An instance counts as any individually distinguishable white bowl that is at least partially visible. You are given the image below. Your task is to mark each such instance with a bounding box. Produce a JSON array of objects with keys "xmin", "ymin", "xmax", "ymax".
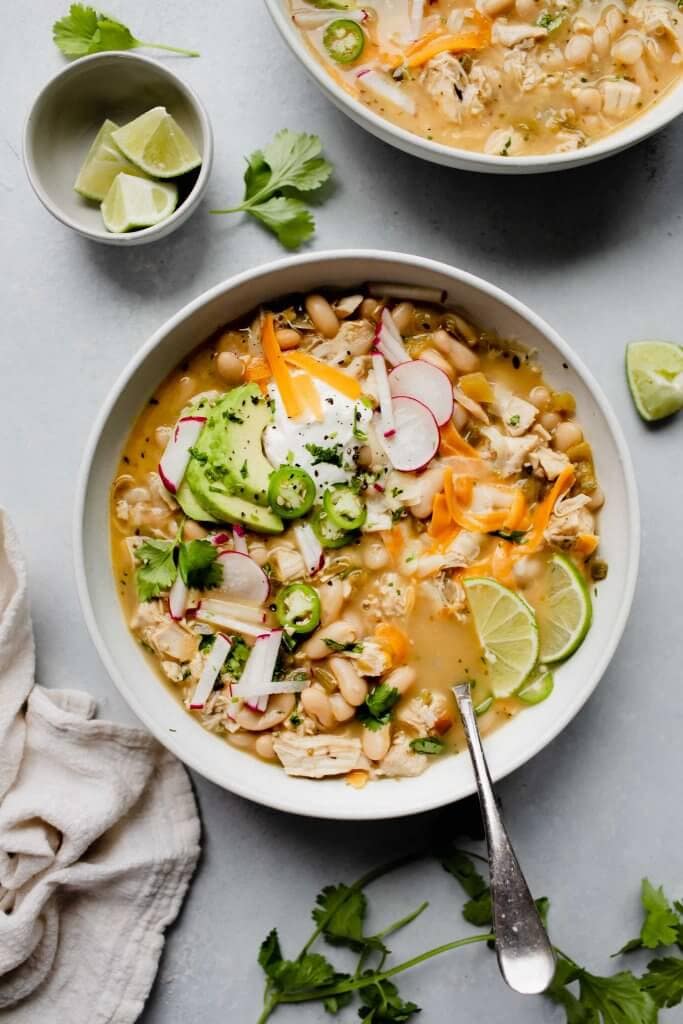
[
  {"xmin": 23, "ymin": 52, "xmax": 213, "ymax": 245},
  {"xmin": 74, "ymin": 251, "xmax": 639, "ymax": 819},
  {"xmin": 265, "ymin": 0, "xmax": 683, "ymax": 174}
]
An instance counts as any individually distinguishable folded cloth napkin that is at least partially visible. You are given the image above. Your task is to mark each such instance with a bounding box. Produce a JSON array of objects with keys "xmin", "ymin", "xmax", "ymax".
[{"xmin": 0, "ymin": 509, "xmax": 201, "ymax": 1022}]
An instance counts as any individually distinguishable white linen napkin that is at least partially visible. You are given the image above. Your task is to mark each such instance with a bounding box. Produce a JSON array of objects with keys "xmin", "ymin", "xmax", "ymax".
[{"xmin": 0, "ymin": 509, "xmax": 201, "ymax": 1021}]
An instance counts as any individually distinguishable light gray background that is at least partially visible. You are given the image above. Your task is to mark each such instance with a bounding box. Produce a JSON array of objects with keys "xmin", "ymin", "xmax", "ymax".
[{"xmin": 2, "ymin": 3, "xmax": 682, "ymax": 1022}]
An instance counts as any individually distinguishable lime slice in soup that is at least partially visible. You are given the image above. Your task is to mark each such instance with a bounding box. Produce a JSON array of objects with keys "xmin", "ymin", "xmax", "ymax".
[
  {"xmin": 74, "ymin": 119, "xmax": 150, "ymax": 202},
  {"xmin": 464, "ymin": 577, "xmax": 539, "ymax": 698},
  {"xmin": 112, "ymin": 107, "xmax": 202, "ymax": 179},
  {"xmin": 535, "ymin": 554, "xmax": 592, "ymax": 664},
  {"xmin": 626, "ymin": 341, "xmax": 683, "ymax": 422},
  {"xmin": 101, "ymin": 174, "xmax": 177, "ymax": 233}
]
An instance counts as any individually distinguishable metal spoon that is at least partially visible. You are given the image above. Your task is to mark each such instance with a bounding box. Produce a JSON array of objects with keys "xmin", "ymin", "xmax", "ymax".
[{"xmin": 452, "ymin": 683, "xmax": 556, "ymax": 995}]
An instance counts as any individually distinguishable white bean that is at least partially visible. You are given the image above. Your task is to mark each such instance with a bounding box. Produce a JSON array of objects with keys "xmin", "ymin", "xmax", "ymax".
[
  {"xmin": 183, "ymin": 520, "xmax": 208, "ymax": 540},
  {"xmin": 305, "ymin": 294, "xmax": 339, "ymax": 338},
  {"xmin": 587, "ymin": 486, "xmax": 605, "ymax": 511},
  {"xmin": 593, "ymin": 25, "xmax": 611, "ymax": 56},
  {"xmin": 516, "ymin": 0, "xmax": 538, "ymax": 19},
  {"xmin": 319, "ymin": 577, "xmax": 346, "ymax": 625},
  {"xmin": 576, "ymin": 88, "xmax": 603, "ymax": 114},
  {"xmin": 275, "ymin": 328, "xmax": 302, "ymax": 350},
  {"xmin": 553, "ymin": 421, "xmax": 583, "ymax": 452},
  {"xmin": 235, "ymin": 693, "xmax": 295, "ymax": 731},
  {"xmin": 612, "ymin": 34, "xmax": 643, "ymax": 64},
  {"xmin": 480, "ymin": 0, "xmax": 514, "ymax": 16},
  {"xmin": 605, "ymin": 6, "xmax": 624, "ymax": 37},
  {"xmin": 255, "ymin": 734, "xmax": 276, "ymax": 760},
  {"xmin": 329, "ymin": 657, "xmax": 368, "ymax": 707},
  {"xmin": 565, "ymin": 34, "xmax": 593, "ymax": 65},
  {"xmin": 419, "ymin": 348, "xmax": 455, "ymax": 381},
  {"xmin": 330, "ymin": 693, "xmax": 356, "ymax": 722},
  {"xmin": 300, "ymin": 686, "xmax": 336, "ymax": 729},
  {"xmin": 432, "ymin": 330, "xmax": 480, "ymax": 373},
  {"xmin": 384, "ymin": 666, "xmax": 416, "ymax": 696},
  {"xmin": 529, "ymin": 385, "xmax": 551, "ymax": 410},
  {"xmin": 390, "ymin": 302, "xmax": 415, "ymax": 335},
  {"xmin": 410, "ymin": 465, "xmax": 446, "ymax": 519},
  {"xmin": 452, "ymin": 403, "xmax": 469, "ymax": 431},
  {"xmin": 364, "ymin": 542, "xmax": 390, "ymax": 570},
  {"xmin": 539, "ymin": 411, "xmax": 561, "ymax": 432},
  {"xmin": 216, "ymin": 351, "xmax": 245, "ymax": 384},
  {"xmin": 360, "ymin": 297, "xmax": 381, "ymax": 321},
  {"xmin": 300, "ymin": 621, "xmax": 357, "ymax": 660},
  {"xmin": 513, "ymin": 555, "xmax": 544, "ymax": 587},
  {"xmin": 362, "ymin": 724, "xmax": 392, "ymax": 762}
]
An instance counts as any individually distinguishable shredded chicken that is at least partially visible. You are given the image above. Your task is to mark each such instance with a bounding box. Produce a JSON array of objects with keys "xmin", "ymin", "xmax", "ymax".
[
  {"xmin": 414, "ymin": 531, "xmax": 482, "ymax": 578},
  {"xmin": 481, "ymin": 426, "xmax": 540, "ymax": 477},
  {"xmin": 502, "ymin": 395, "xmax": 538, "ymax": 437},
  {"xmin": 271, "ymin": 545, "xmax": 307, "ymax": 583},
  {"xmin": 421, "ymin": 53, "xmax": 470, "ymax": 122},
  {"xmin": 349, "ymin": 640, "xmax": 392, "ymax": 677},
  {"xmin": 529, "ymin": 446, "xmax": 571, "ymax": 481},
  {"xmin": 131, "ymin": 602, "xmax": 198, "ymax": 662},
  {"xmin": 273, "ymin": 734, "xmax": 363, "ymax": 778},
  {"xmin": 545, "ymin": 493, "xmax": 594, "ymax": 547},
  {"xmin": 492, "ymin": 21, "xmax": 548, "ymax": 47},
  {"xmin": 376, "ymin": 735, "xmax": 428, "ymax": 778},
  {"xmin": 397, "ymin": 692, "xmax": 451, "ymax": 733},
  {"xmin": 600, "ymin": 79, "xmax": 641, "ymax": 117}
]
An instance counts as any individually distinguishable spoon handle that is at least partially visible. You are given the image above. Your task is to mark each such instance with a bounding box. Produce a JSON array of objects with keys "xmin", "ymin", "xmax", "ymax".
[{"xmin": 453, "ymin": 683, "xmax": 556, "ymax": 995}]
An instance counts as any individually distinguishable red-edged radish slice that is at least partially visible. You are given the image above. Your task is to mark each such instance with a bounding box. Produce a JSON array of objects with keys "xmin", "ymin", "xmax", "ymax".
[
  {"xmin": 195, "ymin": 606, "xmax": 269, "ymax": 638},
  {"xmin": 378, "ymin": 396, "xmax": 439, "ymax": 472},
  {"xmin": 232, "ymin": 524, "xmax": 248, "ymax": 555},
  {"xmin": 245, "ymin": 694, "xmax": 270, "ymax": 713},
  {"xmin": 197, "ymin": 597, "xmax": 266, "ymax": 625},
  {"xmin": 372, "ymin": 353, "xmax": 396, "ymax": 437},
  {"xmin": 410, "ymin": 0, "xmax": 424, "ymax": 38},
  {"xmin": 233, "ymin": 630, "xmax": 284, "ymax": 700},
  {"xmin": 168, "ymin": 575, "xmax": 189, "ymax": 621},
  {"xmin": 356, "ymin": 69, "xmax": 416, "ymax": 115},
  {"xmin": 189, "ymin": 633, "xmax": 231, "ymax": 709},
  {"xmin": 158, "ymin": 416, "xmax": 206, "ymax": 495},
  {"xmin": 210, "ymin": 532, "xmax": 231, "ymax": 546},
  {"xmin": 294, "ymin": 523, "xmax": 324, "ymax": 576},
  {"xmin": 373, "ymin": 310, "xmax": 410, "ymax": 367},
  {"xmin": 389, "ymin": 360, "xmax": 454, "ymax": 427},
  {"xmin": 368, "ymin": 283, "xmax": 447, "ymax": 304},
  {"xmin": 217, "ymin": 551, "xmax": 270, "ymax": 603}
]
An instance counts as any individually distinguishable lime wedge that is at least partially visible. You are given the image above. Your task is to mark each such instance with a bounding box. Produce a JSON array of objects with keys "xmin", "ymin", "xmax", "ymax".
[
  {"xmin": 535, "ymin": 554, "xmax": 592, "ymax": 664},
  {"xmin": 464, "ymin": 577, "xmax": 539, "ymax": 698},
  {"xmin": 626, "ymin": 341, "xmax": 683, "ymax": 422},
  {"xmin": 101, "ymin": 173, "xmax": 178, "ymax": 233},
  {"xmin": 518, "ymin": 669, "xmax": 554, "ymax": 705},
  {"xmin": 74, "ymin": 119, "xmax": 151, "ymax": 202},
  {"xmin": 111, "ymin": 107, "xmax": 202, "ymax": 179}
]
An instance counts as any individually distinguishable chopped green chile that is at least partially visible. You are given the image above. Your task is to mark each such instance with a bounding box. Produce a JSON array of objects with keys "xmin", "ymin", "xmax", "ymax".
[
  {"xmin": 590, "ymin": 559, "xmax": 609, "ymax": 581},
  {"xmin": 474, "ymin": 696, "xmax": 494, "ymax": 717},
  {"xmin": 276, "ymin": 583, "xmax": 321, "ymax": 634},
  {"xmin": 517, "ymin": 670, "xmax": 554, "ymax": 706},
  {"xmin": 311, "ymin": 508, "xmax": 352, "ymax": 549},
  {"xmin": 323, "ymin": 19, "xmax": 365, "ymax": 63},
  {"xmin": 268, "ymin": 466, "xmax": 316, "ymax": 519},
  {"xmin": 323, "ymin": 484, "xmax": 367, "ymax": 531}
]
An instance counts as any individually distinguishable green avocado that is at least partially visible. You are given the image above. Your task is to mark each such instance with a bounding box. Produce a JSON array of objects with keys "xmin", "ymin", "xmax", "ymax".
[
  {"xmin": 176, "ymin": 481, "xmax": 217, "ymax": 523},
  {"xmin": 184, "ymin": 384, "xmax": 283, "ymax": 534}
]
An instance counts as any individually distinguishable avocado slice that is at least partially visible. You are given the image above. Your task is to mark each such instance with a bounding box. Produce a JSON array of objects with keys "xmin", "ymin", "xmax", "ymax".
[
  {"xmin": 176, "ymin": 481, "xmax": 218, "ymax": 523},
  {"xmin": 184, "ymin": 384, "xmax": 283, "ymax": 535}
]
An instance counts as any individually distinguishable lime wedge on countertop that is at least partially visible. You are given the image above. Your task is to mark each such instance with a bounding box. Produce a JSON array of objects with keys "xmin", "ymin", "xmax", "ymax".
[
  {"xmin": 626, "ymin": 341, "xmax": 683, "ymax": 422},
  {"xmin": 73, "ymin": 119, "xmax": 150, "ymax": 202},
  {"xmin": 101, "ymin": 173, "xmax": 177, "ymax": 233},
  {"xmin": 111, "ymin": 107, "xmax": 202, "ymax": 179},
  {"xmin": 535, "ymin": 554, "xmax": 592, "ymax": 664},
  {"xmin": 464, "ymin": 577, "xmax": 539, "ymax": 698}
]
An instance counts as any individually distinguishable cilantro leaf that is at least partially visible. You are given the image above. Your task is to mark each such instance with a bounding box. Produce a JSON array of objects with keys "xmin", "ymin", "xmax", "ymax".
[
  {"xmin": 134, "ymin": 539, "xmax": 177, "ymax": 601},
  {"xmin": 309, "ymin": 0, "xmax": 355, "ymax": 8},
  {"xmin": 305, "ymin": 442, "xmax": 344, "ymax": 467},
  {"xmin": 640, "ymin": 956, "xmax": 683, "ymax": 1008},
  {"xmin": 536, "ymin": 9, "xmax": 565, "ymax": 31},
  {"xmin": 409, "ymin": 737, "xmax": 445, "ymax": 755},
  {"xmin": 357, "ymin": 976, "xmax": 420, "ymax": 1022},
  {"xmin": 358, "ymin": 684, "xmax": 400, "ymax": 731},
  {"xmin": 579, "ymin": 970, "xmax": 658, "ymax": 1024},
  {"xmin": 440, "ymin": 849, "xmax": 489, "ymax": 900},
  {"xmin": 617, "ymin": 879, "xmax": 680, "ymax": 954},
  {"xmin": 212, "ymin": 130, "xmax": 333, "ymax": 250},
  {"xmin": 489, "ymin": 529, "xmax": 527, "ymax": 543},
  {"xmin": 53, "ymin": 4, "xmax": 199, "ymax": 58},
  {"xmin": 269, "ymin": 952, "xmax": 337, "ymax": 994},
  {"xmin": 249, "ymin": 196, "xmax": 315, "ymax": 250},
  {"xmin": 223, "ymin": 635, "xmax": 250, "ymax": 680},
  {"xmin": 177, "ymin": 539, "xmax": 221, "ymax": 590},
  {"xmin": 547, "ymin": 957, "xmax": 598, "ymax": 1024},
  {"xmin": 258, "ymin": 929, "xmax": 283, "ymax": 976},
  {"xmin": 312, "ymin": 884, "xmax": 386, "ymax": 954},
  {"xmin": 324, "ymin": 990, "xmax": 354, "ymax": 1014},
  {"xmin": 324, "ymin": 639, "xmax": 364, "ymax": 654}
]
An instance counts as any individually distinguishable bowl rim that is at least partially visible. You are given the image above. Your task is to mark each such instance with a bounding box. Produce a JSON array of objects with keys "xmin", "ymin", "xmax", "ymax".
[
  {"xmin": 264, "ymin": 0, "xmax": 683, "ymax": 172},
  {"xmin": 22, "ymin": 50, "xmax": 214, "ymax": 245},
  {"xmin": 73, "ymin": 249, "xmax": 640, "ymax": 818}
]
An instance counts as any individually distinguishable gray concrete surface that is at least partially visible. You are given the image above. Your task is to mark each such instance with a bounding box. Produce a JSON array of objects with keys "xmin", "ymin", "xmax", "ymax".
[{"xmin": 2, "ymin": 2, "xmax": 682, "ymax": 1021}]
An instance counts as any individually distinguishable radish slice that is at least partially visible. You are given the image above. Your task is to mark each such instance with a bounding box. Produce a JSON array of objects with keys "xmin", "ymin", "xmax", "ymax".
[
  {"xmin": 389, "ymin": 361, "xmax": 454, "ymax": 427},
  {"xmin": 232, "ymin": 524, "xmax": 248, "ymax": 555},
  {"xmin": 246, "ymin": 694, "xmax": 270, "ymax": 713},
  {"xmin": 374, "ymin": 310, "xmax": 410, "ymax": 367},
  {"xmin": 294, "ymin": 523, "xmax": 324, "ymax": 576},
  {"xmin": 210, "ymin": 532, "xmax": 231, "ymax": 546},
  {"xmin": 217, "ymin": 551, "xmax": 270, "ymax": 603},
  {"xmin": 378, "ymin": 396, "xmax": 440, "ymax": 472},
  {"xmin": 189, "ymin": 634, "xmax": 231, "ymax": 710},
  {"xmin": 233, "ymin": 630, "xmax": 284, "ymax": 700},
  {"xmin": 168, "ymin": 575, "xmax": 189, "ymax": 621},
  {"xmin": 195, "ymin": 606, "xmax": 269, "ymax": 638},
  {"xmin": 158, "ymin": 416, "xmax": 206, "ymax": 495},
  {"xmin": 197, "ymin": 597, "xmax": 266, "ymax": 625},
  {"xmin": 410, "ymin": 0, "xmax": 424, "ymax": 38},
  {"xmin": 372, "ymin": 353, "xmax": 396, "ymax": 437},
  {"xmin": 356, "ymin": 69, "xmax": 416, "ymax": 115},
  {"xmin": 368, "ymin": 283, "xmax": 448, "ymax": 304},
  {"xmin": 293, "ymin": 8, "xmax": 368, "ymax": 27}
]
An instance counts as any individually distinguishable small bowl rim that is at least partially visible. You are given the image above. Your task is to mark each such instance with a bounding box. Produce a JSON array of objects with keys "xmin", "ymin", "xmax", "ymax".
[
  {"xmin": 73, "ymin": 249, "xmax": 640, "ymax": 819},
  {"xmin": 22, "ymin": 50, "xmax": 214, "ymax": 245},
  {"xmin": 265, "ymin": 0, "xmax": 683, "ymax": 172}
]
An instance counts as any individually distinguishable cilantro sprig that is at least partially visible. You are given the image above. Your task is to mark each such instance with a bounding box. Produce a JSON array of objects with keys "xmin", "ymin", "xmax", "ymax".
[
  {"xmin": 134, "ymin": 534, "xmax": 220, "ymax": 601},
  {"xmin": 358, "ymin": 683, "xmax": 401, "ymax": 731},
  {"xmin": 53, "ymin": 4, "xmax": 199, "ymax": 58},
  {"xmin": 212, "ymin": 130, "xmax": 333, "ymax": 250}
]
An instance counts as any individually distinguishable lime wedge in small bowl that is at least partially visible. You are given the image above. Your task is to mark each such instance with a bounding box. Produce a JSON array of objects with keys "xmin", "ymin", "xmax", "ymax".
[
  {"xmin": 112, "ymin": 107, "xmax": 202, "ymax": 179},
  {"xmin": 74, "ymin": 118, "xmax": 149, "ymax": 202},
  {"xmin": 626, "ymin": 341, "xmax": 683, "ymax": 422},
  {"xmin": 464, "ymin": 577, "xmax": 539, "ymax": 698},
  {"xmin": 535, "ymin": 554, "xmax": 592, "ymax": 664},
  {"xmin": 101, "ymin": 174, "xmax": 178, "ymax": 233}
]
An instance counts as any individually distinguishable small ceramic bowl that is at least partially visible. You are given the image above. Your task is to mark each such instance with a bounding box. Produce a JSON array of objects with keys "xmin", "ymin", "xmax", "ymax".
[
  {"xmin": 23, "ymin": 52, "xmax": 213, "ymax": 245},
  {"xmin": 75, "ymin": 250, "xmax": 640, "ymax": 820}
]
